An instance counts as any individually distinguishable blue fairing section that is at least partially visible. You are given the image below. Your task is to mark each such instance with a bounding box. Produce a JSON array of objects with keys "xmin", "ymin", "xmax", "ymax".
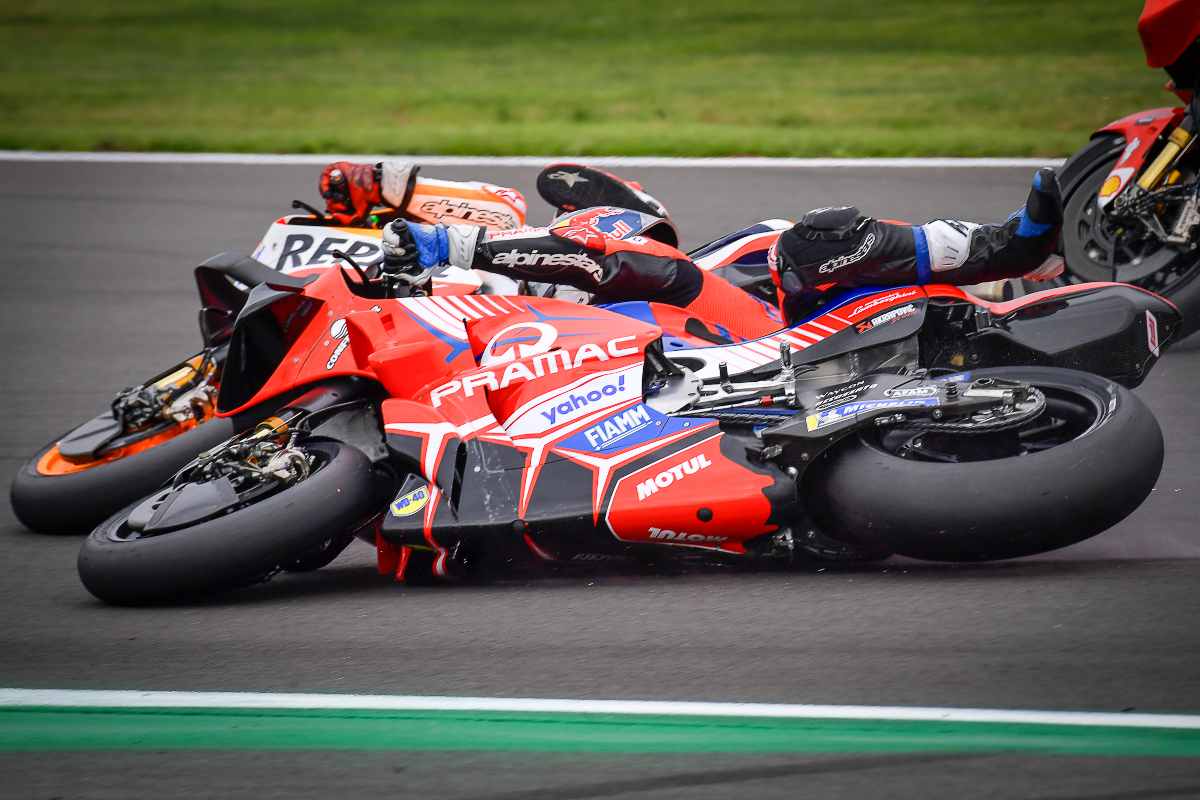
[
  {"xmin": 688, "ymin": 222, "xmax": 779, "ymax": 260},
  {"xmin": 795, "ymin": 286, "xmax": 896, "ymax": 323},
  {"xmin": 601, "ymin": 300, "xmax": 739, "ymax": 350},
  {"xmin": 602, "ymin": 300, "xmax": 659, "ymax": 327},
  {"xmin": 558, "ymin": 403, "xmax": 700, "ymax": 453}
]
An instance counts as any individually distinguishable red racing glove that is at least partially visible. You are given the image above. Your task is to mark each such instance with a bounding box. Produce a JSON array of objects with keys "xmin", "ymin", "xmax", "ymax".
[{"xmin": 319, "ymin": 161, "xmax": 383, "ymax": 225}]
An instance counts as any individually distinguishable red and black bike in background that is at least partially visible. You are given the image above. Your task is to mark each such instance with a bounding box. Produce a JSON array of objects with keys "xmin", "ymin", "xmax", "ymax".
[{"xmin": 1052, "ymin": 0, "xmax": 1200, "ymax": 338}]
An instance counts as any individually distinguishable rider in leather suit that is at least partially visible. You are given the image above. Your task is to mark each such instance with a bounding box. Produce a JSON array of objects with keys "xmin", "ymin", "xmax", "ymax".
[{"xmin": 319, "ymin": 160, "xmax": 1063, "ymax": 338}]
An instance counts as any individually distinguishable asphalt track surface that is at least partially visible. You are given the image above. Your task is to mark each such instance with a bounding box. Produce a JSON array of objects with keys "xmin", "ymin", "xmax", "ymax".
[{"xmin": 1, "ymin": 162, "xmax": 1199, "ymax": 797}]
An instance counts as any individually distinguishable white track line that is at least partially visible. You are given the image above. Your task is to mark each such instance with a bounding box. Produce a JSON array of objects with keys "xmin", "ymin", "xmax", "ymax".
[
  {"xmin": 0, "ymin": 151, "xmax": 1063, "ymax": 169},
  {"xmin": 1, "ymin": 689, "xmax": 1196, "ymax": 730}
]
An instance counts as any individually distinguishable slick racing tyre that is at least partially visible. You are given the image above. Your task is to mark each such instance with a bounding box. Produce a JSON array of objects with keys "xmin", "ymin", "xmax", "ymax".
[
  {"xmin": 806, "ymin": 367, "xmax": 1163, "ymax": 561},
  {"xmin": 78, "ymin": 439, "xmax": 376, "ymax": 605},
  {"xmin": 11, "ymin": 418, "xmax": 237, "ymax": 534}
]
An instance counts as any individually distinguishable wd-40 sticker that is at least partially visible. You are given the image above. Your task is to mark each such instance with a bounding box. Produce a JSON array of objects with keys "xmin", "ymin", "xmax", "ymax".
[
  {"xmin": 390, "ymin": 485, "xmax": 430, "ymax": 517},
  {"xmin": 805, "ymin": 397, "xmax": 939, "ymax": 431}
]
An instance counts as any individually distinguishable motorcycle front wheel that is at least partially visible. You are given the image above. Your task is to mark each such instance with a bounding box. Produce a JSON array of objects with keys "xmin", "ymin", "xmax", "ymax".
[
  {"xmin": 77, "ymin": 439, "xmax": 378, "ymax": 605},
  {"xmin": 1057, "ymin": 135, "xmax": 1200, "ymax": 341},
  {"xmin": 805, "ymin": 367, "xmax": 1163, "ymax": 561}
]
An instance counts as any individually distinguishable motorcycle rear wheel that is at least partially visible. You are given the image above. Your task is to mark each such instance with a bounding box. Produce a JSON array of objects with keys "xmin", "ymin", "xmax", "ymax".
[
  {"xmin": 806, "ymin": 367, "xmax": 1163, "ymax": 561},
  {"xmin": 77, "ymin": 439, "xmax": 377, "ymax": 605}
]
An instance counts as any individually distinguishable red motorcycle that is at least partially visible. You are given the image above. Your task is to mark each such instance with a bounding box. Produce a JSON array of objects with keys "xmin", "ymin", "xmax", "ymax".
[
  {"xmin": 76, "ymin": 256, "xmax": 1180, "ymax": 604},
  {"xmin": 1054, "ymin": 0, "xmax": 1200, "ymax": 337}
]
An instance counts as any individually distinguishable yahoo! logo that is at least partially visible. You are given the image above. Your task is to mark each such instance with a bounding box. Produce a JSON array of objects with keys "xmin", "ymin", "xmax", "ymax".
[{"xmin": 541, "ymin": 375, "xmax": 626, "ymax": 425}]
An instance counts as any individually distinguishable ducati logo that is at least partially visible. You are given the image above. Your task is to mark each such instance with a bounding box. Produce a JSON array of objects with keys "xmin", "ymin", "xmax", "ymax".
[{"xmin": 480, "ymin": 322, "xmax": 559, "ymax": 366}]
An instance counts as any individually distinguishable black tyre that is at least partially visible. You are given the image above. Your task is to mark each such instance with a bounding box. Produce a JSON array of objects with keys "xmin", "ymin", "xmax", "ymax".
[
  {"xmin": 807, "ymin": 367, "xmax": 1163, "ymax": 561},
  {"xmin": 11, "ymin": 418, "xmax": 237, "ymax": 535},
  {"xmin": 78, "ymin": 439, "xmax": 376, "ymax": 604},
  {"xmin": 1057, "ymin": 136, "xmax": 1200, "ymax": 341}
]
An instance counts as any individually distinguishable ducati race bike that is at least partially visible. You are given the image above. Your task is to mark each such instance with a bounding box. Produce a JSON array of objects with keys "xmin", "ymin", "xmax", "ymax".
[
  {"xmin": 75, "ymin": 253, "xmax": 1180, "ymax": 604},
  {"xmin": 1050, "ymin": 2, "xmax": 1200, "ymax": 338},
  {"xmin": 9, "ymin": 177, "xmax": 528, "ymax": 534}
]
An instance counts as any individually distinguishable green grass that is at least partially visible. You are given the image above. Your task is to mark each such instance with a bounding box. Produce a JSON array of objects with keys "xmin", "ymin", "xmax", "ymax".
[{"xmin": 0, "ymin": 0, "xmax": 1173, "ymax": 157}]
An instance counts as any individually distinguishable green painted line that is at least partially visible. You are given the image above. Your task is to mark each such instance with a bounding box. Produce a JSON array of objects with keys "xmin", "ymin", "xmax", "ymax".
[{"xmin": 2, "ymin": 707, "xmax": 1198, "ymax": 756}]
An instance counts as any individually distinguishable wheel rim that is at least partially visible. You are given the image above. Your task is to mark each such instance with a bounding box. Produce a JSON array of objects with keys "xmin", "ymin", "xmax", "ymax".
[
  {"xmin": 869, "ymin": 386, "xmax": 1103, "ymax": 464},
  {"xmin": 107, "ymin": 447, "xmax": 331, "ymax": 541},
  {"xmin": 35, "ymin": 418, "xmax": 201, "ymax": 476},
  {"xmin": 1061, "ymin": 160, "xmax": 1198, "ymax": 294}
]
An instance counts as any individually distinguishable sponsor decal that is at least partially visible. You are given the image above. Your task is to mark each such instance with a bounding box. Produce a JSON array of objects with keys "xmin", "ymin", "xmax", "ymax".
[
  {"xmin": 430, "ymin": 335, "xmax": 640, "ymax": 407},
  {"xmin": 584, "ymin": 404, "xmax": 654, "ymax": 449},
  {"xmin": 270, "ymin": 233, "xmax": 382, "ymax": 271},
  {"xmin": 844, "ymin": 288, "xmax": 922, "ymax": 321},
  {"xmin": 812, "ymin": 379, "xmax": 878, "ymax": 411},
  {"xmin": 554, "ymin": 224, "xmax": 605, "ymax": 249},
  {"xmin": 390, "ymin": 485, "xmax": 430, "ymax": 517},
  {"xmin": 934, "ymin": 371, "xmax": 971, "ymax": 382},
  {"xmin": 480, "ymin": 322, "xmax": 558, "ymax": 366},
  {"xmin": 547, "ymin": 170, "xmax": 588, "ymax": 188},
  {"xmin": 417, "ymin": 198, "xmax": 516, "ymax": 229},
  {"xmin": 856, "ymin": 303, "xmax": 917, "ymax": 333},
  {"xmin": 818, "ymin": 232, "xmax": 876, "ymax": 274},
  {"xmin": 1146, "ymin": 310, "xmax": 1160, "ymax": 357},
  {"xmin": 648, "ymin": 527, "xmax": 728, "ymax": 544},
  {"xmin": 325, "ymin": 306, "xmax": 382, "ymax": 371},
  {"xmin": 636, "ymin": 453, "xmax": 713, "ymax": 501},
  {"xmin": 884, "ymin": 385, "xmax": 938, "ymax": 398},
  {"xmin": 492, "ymin": 248, "xmax": 602, "ymax": 279},
  {"xmin": 541, "ymin": 374, "xmax": 628, "ymax": 425},
  {"xmin": 483, "ymin": 183, "xmax": 527, "ymax": 213},
  {"xmin": 326, "ymin": 318, "xmax": 350, "ymax": 370},
  {"xmin": 805, "ymin": 397, "xmax": 939, "ymax": 431},
  {"xmin": 569, "ymin": 208, "xmax": 645, "ymax": 240},
  {"xmin": 558, "ymin": 402, "xmax": 679, "ymax": 453}
]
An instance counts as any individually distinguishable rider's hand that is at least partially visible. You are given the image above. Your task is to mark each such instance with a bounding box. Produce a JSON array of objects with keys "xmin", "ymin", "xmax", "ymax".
[
  {"xmin": 319, "ymin": 161, "xmax": 382, "ymax": 225},
  {"xmin": 382, "ymin": 220, "xmax": 449, "ymax": 285}
]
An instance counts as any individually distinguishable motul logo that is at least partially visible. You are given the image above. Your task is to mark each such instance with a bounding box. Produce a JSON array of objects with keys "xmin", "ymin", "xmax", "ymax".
[
  {"xmin": 648, "ymin": 527, "xmax": 727, "ymax": 544},
  {"xmin": 636, "ymin": 454, "xmax": 713, "ymax": 501}
]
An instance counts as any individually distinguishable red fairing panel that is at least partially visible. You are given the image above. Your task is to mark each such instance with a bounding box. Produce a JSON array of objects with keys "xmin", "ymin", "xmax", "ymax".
[
  {"xmin": 1093, "ymin": 107, "xmax": 1186, "ymax": 208},
  {"xmin": 922, "ymin": 282, "xmax": 1179, "ymax": 316},
  {"xmin": 1139, "ymin": 0, "xmax": 1200, "ymax": 68},
  {"xmin": 604, "ymin": 433, "xmax": 776, "ymax": 555}
]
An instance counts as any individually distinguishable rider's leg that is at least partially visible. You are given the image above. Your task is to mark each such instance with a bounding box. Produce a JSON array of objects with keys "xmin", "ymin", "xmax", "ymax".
[{"xmin": 769, "ymin": 168, "xmax": 1063, "ymax": 322}]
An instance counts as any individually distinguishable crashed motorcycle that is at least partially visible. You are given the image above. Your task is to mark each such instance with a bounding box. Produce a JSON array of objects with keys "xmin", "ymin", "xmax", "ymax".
[
  {"xmin": 1050, "ymin": 0, "xmax": 1200, "ymax": 337},
  {"xmin": 9, "ymin": 177, "xmax": 527, "ymax": 534},
  {"xmin": 76, "ymin": 255, "xmax": 1180, "ymax": 604}
]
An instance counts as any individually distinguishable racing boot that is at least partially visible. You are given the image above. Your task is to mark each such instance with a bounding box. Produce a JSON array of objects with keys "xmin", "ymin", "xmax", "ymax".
[
  {"xmin": 770, "ymin": 168, "xmax": 1064, "ymax": 321},
  {"xmin": 536, "ymin": 163, "xmax": 670, "ymax": 220}
]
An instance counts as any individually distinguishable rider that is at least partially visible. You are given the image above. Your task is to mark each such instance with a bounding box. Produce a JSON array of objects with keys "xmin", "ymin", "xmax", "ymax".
[{"xmin": 319, "ymin": 160, "xmax": 1064, "ymax": 338}]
